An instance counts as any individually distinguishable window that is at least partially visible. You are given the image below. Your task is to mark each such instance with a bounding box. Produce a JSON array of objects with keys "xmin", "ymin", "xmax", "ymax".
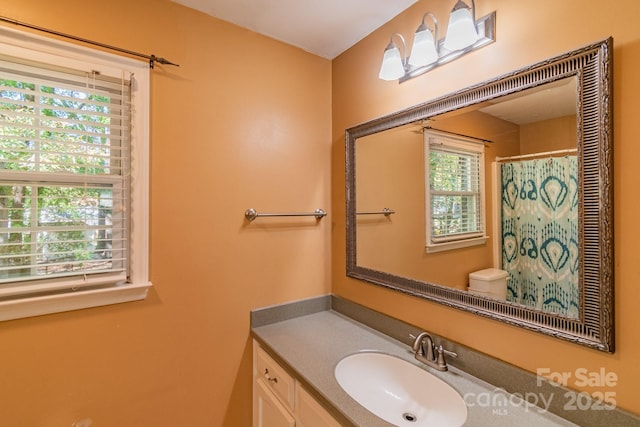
[
  {"xmin": 424, "ymin": 130, "xmax": 487, "ymax": 252},
  {"xmin": 0, "ymin": 27, "xmax": 150, "ymax": 320}
]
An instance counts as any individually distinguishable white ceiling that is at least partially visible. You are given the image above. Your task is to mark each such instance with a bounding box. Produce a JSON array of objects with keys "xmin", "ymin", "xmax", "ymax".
[
  {"xmin": 479, "ymin": 78, "xmax": 577, "ymax": 125},
  {"xmin": 172, "ymin": 0, "xmax": 418, "ymax": 59}
]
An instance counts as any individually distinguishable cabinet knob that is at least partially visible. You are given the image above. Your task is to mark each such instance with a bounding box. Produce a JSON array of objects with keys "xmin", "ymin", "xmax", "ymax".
[{"xmin": 264, "ymin": 368, "xmax": 278, "ymax": 383}]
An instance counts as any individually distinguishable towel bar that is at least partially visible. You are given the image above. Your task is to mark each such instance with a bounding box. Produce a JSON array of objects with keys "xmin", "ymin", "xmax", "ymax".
[
  {"xmin": 245, "ymin": 208, "xmax": 327, "ymax": 222},
  {"xmin": 356, "ymin": 208, "xmax": 395, "ymax": 216}
]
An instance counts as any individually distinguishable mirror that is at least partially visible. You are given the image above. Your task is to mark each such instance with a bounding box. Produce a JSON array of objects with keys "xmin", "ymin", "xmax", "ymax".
[
  {"xmin": 346, "ymin": 39, "xmax": 613, "ymax": 352},
  {"xmin": 356, "ymin": 78, "xmax": 578, "ymax": 314}
]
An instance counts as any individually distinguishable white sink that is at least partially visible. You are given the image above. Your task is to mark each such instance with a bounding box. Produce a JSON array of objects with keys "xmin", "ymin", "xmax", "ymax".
[{"xmin": 334, "ymin": 352, "xmax": 468, "ymax": 427}]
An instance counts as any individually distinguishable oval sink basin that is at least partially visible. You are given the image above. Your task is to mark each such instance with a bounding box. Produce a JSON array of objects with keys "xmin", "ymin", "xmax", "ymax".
[{"xmin": 335, "ymin": 352, "xmax": 467, "ymax": 427}]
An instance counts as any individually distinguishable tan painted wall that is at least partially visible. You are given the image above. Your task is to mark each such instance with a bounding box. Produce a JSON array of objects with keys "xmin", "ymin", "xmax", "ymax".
[
  {"xmin": 332, "ymin": 0, "xmax": 640, "ymax": 416},
  {"xmin": 520, "ymin": 115, "xmax": 577, "ymax": 154},
  {"xmin": 355, "ymin": 124, "xmax": 423, "ymax": 274},
  {"xmin": 0, "ymin": 0, "xmax": 331, "ymax": 426}
]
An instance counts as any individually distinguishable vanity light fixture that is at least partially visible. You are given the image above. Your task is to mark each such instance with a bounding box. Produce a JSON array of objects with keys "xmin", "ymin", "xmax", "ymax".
[
  {"xmin": 378, "ymin": 33, "xmax": 407, "ymax": 81},
  {"xmin": 378, "ymin": 0, "xmax": 495, "ymax": 83}
]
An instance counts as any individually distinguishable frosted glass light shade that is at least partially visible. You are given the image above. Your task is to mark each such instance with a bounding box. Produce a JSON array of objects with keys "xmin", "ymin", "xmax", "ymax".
[
  {"xmin": 378, "ymin": 44, "xmax": 405, "ymax": 81},
  {"xmin": 409, "ymin": 28, "xmax": 439, "ymax": 67},
  {"xmin": 443, "ymin": 2, "xmax": 480, "ymax": 51}
]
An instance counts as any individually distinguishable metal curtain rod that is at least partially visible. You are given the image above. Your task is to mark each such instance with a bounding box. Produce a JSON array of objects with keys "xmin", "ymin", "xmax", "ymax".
[
  {"xmin": 495, "ymin": 148, "xmax": 578, "ymax": 162},
  {"xmin": 244, "ymin": 208, "xmax": 327, "ymax": 222},
  {"xmin": 0, "ymin": 16, "xmax": 179, "ymax": 69},
  {"xmin": 423, "ymin": 126, "xmax": 493, "ymax": 143}
]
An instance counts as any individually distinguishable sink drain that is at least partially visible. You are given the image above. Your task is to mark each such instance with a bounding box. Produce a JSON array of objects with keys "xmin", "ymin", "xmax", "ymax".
[{"xmin": 402, "ymin": 412, "xmax": 418, "ymax": 422}]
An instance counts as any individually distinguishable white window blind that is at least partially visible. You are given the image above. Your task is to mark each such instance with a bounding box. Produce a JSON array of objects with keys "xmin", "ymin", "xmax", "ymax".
[
  {"xmin": 0, "ymin": 55, "xmax": 130, "ymax": 296},
  {"xmin": 425, "ymin": 131, "xmax": 486, "ymax": 251}
]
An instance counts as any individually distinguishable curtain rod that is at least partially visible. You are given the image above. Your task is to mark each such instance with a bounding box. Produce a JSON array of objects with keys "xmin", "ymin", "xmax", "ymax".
[
  {"xmin": 495, "ymin": 148, "xmax": 578, "ymax": 162},
  {"xmin": 0, "ymin": 16, "xmax": 179, "ymax": 69},
  {"xmin": 423, "ymin": 126, "xmax": 493, "ymax": 143}
]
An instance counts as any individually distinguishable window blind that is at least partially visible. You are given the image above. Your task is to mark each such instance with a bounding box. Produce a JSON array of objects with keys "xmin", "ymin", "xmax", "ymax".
[
  {"xmin": 428, "ymin": 136, "xmax": 484, "ymax": 244},
  {"xmin": 0, "ymin": 56, "xmax": 130, "ymax": 295}
]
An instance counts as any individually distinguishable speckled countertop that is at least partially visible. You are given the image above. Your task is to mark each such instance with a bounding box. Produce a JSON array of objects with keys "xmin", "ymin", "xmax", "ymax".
[{"xmin": 252, "ymin": 309, "xmax": 577, "ymax": 427}]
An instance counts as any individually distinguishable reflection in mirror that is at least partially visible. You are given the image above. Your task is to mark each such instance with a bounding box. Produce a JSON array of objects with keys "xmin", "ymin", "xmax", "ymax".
[
  {"xmin": 346, "ymin": 39, "xmax": 613, "ymax": 351},
  {"xmin": 356, "ymin": 77, "xmax": 579, "ymax": 318}
]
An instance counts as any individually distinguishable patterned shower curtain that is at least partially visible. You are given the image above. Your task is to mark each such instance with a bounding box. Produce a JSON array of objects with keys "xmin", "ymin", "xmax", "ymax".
[{"xmin": 501, "ymin": 156, "xmax": 579, "ymax": 318}]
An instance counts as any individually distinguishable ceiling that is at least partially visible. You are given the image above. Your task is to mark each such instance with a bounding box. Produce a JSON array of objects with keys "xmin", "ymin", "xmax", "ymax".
[
  {"xmin": 479, "ymin": 77, "xmax": 577, "ymax": 125},
  {"xmin": 170, "ymin": 1, "xmax": 575, "ymax": 125},
  {"xmin": 172, "ymin": 0, "xmax": 418, "ymax": 59}
]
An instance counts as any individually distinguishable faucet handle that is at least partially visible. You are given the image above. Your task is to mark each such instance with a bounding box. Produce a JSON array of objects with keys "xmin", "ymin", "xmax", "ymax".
[
  {"xmin": 441, "ymin": 347, "xmax": 457, "ymax": 358},
  {"xmin": 436, "ymin": 345, "xmax": 457, "ymax": 370}
]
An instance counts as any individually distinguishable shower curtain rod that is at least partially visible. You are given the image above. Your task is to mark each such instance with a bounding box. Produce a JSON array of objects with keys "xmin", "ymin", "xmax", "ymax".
[
  {"xmin": 423, "ymin": 126, "xmax": 493, "ymax": 143},
  {"xmin": 495, "ymin": 148, "xmax": 577, "ymax": 162},
  {"xmin": 0, "ymin": 16, "xmax": 179, "ymax": 69}
]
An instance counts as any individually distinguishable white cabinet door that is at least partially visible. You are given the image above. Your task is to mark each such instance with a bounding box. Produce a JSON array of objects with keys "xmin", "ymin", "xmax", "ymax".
[
  {"xmin": 255, "ymin": 379, "xmax": 296, "ymax": 427},
  {"xmin": 296, "ymin": 385, "xmax": 341, "ymax": 427}
]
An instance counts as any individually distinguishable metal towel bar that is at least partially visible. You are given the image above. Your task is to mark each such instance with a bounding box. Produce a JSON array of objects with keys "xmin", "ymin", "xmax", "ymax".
[
  {"xmin": 356, "ymin": 208, "xmax": 395, "ymax": 216},
  {"xmin": 245, "ymin": 208, "xmax": 326, "ymax": 222}
]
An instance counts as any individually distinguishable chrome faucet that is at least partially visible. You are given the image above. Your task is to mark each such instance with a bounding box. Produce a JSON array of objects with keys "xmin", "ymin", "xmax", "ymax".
[{"xmin": 411, "ymin": 332, "xmax": 457, "ymax": 371}]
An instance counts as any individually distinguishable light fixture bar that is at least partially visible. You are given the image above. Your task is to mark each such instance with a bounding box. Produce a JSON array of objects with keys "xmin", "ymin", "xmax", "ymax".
[{"xmin": 398, "ymin": 11, "xmax": 495, "ymax": 84}]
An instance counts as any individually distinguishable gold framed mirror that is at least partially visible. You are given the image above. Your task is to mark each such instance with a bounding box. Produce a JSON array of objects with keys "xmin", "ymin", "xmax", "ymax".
[{"xmin": 345, "ymin": 38, "xmax": 613, "ymax": 352}]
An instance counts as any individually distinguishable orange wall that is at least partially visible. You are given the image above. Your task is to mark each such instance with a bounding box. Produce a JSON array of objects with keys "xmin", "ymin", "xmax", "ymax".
[
  {"xmin": 0, "ymin": 1, "xmax": 331, "ymax": 426},
  {"xmin": 332, "ymin": 0, "xmax": 640, "ymax": 416},
  {"xmin": 355, "ymin": 125, "xmax": 428, "ymax": 280},
  {"xmin": 520, "ymin": 115, "xmax": 577, "ymax": 154}
]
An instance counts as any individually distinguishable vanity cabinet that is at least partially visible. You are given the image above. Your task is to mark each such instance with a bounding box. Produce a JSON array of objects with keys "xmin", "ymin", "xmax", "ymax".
[{"xmin": 253, "ymin": 341, "xmax": 341, "ymax": 427}]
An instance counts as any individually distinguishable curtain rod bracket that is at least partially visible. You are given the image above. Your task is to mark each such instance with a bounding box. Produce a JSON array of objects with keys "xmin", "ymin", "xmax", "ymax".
[{"xmin": 0, "ymin": 15, "xmax": 180, "ymax": 69}]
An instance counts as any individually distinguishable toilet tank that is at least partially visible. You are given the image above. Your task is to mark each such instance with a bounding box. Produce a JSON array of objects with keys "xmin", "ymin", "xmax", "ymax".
[{"xmin": 468, "ymin": 268, "xmax": 509, "ymax": 299}]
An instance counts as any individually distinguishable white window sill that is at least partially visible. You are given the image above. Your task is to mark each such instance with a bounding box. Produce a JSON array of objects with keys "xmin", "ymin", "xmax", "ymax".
[
  {"xmin": 426, "ymin": 236, "xmax": 489, "ymax": 253},
  {"xmin": 0, "ymin": 282, "xmax": 152, "ymax": 321}
]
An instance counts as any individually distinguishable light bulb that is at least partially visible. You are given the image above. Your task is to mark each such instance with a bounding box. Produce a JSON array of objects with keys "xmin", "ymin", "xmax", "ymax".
[
  {"xmin": 378, "ymin": 42, "xmax": 405, "ymax": 81},
  {"xmin": 443, "ymin": 1, "xmax": 479, "ymax": 51},
  {"xmin": 409, "ymin": 27, "xmax": 438, "ymax": 67}
]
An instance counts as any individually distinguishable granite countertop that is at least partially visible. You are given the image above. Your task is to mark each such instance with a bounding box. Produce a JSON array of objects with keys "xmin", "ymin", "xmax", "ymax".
[{"xmin": 252, "ymin": 309, "xmax": 577, "ymax": 427}]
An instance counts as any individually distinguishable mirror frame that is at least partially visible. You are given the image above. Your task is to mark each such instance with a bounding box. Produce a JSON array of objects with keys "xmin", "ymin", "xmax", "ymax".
[{"xmin": 346, "ymin": 38, "xmax": 613, "ymax": 352}]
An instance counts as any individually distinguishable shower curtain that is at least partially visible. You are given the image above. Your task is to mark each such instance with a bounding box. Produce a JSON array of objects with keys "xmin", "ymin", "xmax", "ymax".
[{"xmin": 501, "ymin": 156, "xmax": 579, "ymax": 318}]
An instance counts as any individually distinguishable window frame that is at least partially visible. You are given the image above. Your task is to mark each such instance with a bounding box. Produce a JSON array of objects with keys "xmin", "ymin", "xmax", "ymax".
[
  {"xmin": 424, "ymin": 130, "xmax": 488, "ymax": 253},
  {"xmin": 0, "ymin": 26, "xmax": 150, "ymax": 321}
]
